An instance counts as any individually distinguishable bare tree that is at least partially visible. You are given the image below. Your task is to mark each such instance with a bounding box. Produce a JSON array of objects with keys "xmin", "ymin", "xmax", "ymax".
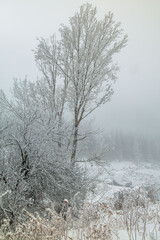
[
  {"xmin": 33, "ymin": 4, "xmax": 127, "ymax": 166},
  {"xmin": 59, "ymin": 3, "xmax": 127, "ymax": 165},
  {"xmin": 34, "ymin": 36, "xmax": 70, "ymax": 148}
]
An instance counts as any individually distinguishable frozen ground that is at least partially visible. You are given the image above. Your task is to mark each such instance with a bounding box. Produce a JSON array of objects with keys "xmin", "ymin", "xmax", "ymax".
[
  {"xmin": 86, "ymin": 160, "xmax": 160, "ymax": 203},
  {"xmin": 109, "ymin": 161, "xmax": 160, "ymax": 188},
  {"xmin": 84, "ymin": 160, "xmax": 160, "ymax": 239}
]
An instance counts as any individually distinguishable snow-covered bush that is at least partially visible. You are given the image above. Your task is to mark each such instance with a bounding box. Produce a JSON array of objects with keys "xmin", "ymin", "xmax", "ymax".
[{"xmin": 0, "ymin": 80, "xmax": 88, "ymax": 226}]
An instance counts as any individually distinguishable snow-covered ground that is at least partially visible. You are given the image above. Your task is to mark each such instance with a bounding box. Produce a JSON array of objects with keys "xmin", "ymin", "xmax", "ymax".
[
  {"xmin": 86, "ymin": 160, "xmax": 160, "ymax": 203},
  {"xmin": 84, "ymin": 160, "xmax": 160, "ymax": 239},
  {"xmin": 109, "ymin": 161, "xmax": 160, "ymax": 187}
]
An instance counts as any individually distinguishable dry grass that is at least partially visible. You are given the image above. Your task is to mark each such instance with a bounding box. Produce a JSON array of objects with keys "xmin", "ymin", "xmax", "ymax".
[{"xmin": 1, "ymin": 187, "xmax": 160, "ymax": 240}]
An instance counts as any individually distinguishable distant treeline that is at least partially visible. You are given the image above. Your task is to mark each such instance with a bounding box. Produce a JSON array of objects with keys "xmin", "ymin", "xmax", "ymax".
[{"xmin": 87, "ymin": 131, "xmax": 160, "ymax": 162}]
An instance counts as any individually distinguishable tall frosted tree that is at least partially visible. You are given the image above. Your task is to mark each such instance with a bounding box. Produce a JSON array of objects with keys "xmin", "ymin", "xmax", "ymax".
[{"xmin": 34, "ymin": 3, "xmax": 127, "ymax": 166}]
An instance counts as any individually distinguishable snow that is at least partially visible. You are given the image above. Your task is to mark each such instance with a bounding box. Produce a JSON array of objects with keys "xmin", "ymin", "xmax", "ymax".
[
  {"xmin": 113, "ymin": 225, "xmax": 160, "ymax": 240},
  {"xmin": 109, "ymin": 161, "xmax": 160, "ymax": 187},
  {"xmin": 84, "ymin": 160, "xmax": 160, "ymax": 239},
  {"xmin": 86, "ymin": 160, "xmax": 160, "ymax": 202}
]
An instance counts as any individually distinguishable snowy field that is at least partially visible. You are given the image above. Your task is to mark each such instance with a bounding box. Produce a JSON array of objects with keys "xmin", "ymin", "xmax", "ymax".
[
  {"xmin": 87, "ymin": 160, "xmax": 160, "ymax": 202},
  {"xmin": 84, "ymin": 160, "xmax": 160, "ymax": 240}
]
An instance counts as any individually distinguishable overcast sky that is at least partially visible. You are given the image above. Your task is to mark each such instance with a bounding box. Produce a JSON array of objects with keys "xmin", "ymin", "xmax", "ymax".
[{"xmin": 0, "ymin": 0, "xmax": 160, "ymax": 136}]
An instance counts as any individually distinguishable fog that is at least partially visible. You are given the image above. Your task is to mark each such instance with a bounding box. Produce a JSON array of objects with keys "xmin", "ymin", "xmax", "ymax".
[{"xmin": 0, "ymin": 0, "xmax": 160, "ymax": 136}]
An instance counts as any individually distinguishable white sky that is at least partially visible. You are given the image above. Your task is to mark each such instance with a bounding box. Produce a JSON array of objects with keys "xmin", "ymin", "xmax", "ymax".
[{"xmin": 0, "ymin": 0, "xmax": 160, "ymax": 136}]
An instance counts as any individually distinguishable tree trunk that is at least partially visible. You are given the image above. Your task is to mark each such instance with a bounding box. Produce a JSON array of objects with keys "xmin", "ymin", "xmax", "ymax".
[
  {"xmin": 71, "ymin": 126, "xmax": 78, "ymax": 167},
  {"xmin": 58, "ymin": 114, "xmax": 62, "ymax": 148}
]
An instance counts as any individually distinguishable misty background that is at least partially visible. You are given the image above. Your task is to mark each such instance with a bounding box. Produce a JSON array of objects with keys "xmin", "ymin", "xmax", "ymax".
[{"xmin": 0, "ymin": 0, "xmax": 160, "ymax": 137}]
